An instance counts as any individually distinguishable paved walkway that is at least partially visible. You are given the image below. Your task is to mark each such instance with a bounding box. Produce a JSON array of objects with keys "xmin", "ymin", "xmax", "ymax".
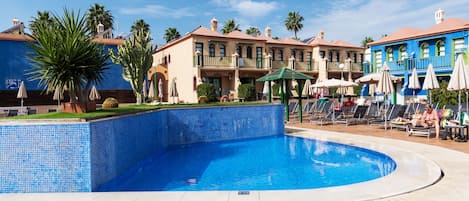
[{"xmin": 1, "ymin": 125, "xmax": 469, "ymax": 200}]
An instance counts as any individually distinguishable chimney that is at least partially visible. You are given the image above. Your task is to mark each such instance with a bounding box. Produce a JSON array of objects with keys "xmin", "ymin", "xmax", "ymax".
[
  {"xmin": 12, "ymin": 17, "xmax": 19, "ymax": 26},
  {"xmin": 210, "ymin": 18, "xmax": 218, "ymax": 32},
  {"xmin": 435, "ymin": 8, "xmax": 445, "ymax": 24},
  {"xmin": 97, "ymin": 22, "xmax": 104, "ymax": 37},
  {"xmin": 318, "ymin": 30, "xmax": 324, "ymax": 40},
  {"xmin": 265, "ymin": 26, "xmax": 271, "ymax": 38}
]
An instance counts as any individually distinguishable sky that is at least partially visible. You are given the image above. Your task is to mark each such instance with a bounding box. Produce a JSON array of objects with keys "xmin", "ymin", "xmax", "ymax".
[{"xmin": 2, "ymin": 0, "xmax": 469, "ymax": 46}]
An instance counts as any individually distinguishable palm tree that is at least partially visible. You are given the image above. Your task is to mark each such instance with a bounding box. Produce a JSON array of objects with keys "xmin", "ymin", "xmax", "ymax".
[
  {"xmin": 29, "ymin": 11, "xmax": 53, "ymax": 36},
  {"xmin": 361, "ymin": 36, "xmax": 374, "ymax": 48},
  {"xmin": 284, "ymin": 11, "xmax": 304, "ymax": 40},
  {"xmin": 245, "ymin": 27, "xmax": 260, "ymax": 36},
  {"xmin": 221, "ymin": 19, "xmax": 241, "ymax": 34},
  {"xmin": 131, "ymin": 19, "xmax": 150, "ymax": 37},
  {"xmin": 110, "ymin": 27, "xmax": 155, "ymax": 105},
  {"xmin": 164, "ymin": 27, "xmax": 181, "ymax": 43},
  {"xmin": 86, "ymin": 3, "xmax": 113, "ymax": 37},
  {"xmin": 28, "ymin": 9, "xmax": 110, "ymax": 105}
]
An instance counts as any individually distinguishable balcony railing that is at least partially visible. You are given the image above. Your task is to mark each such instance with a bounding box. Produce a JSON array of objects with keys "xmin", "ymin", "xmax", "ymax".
[
  {"xmin": 295, "ymin": 61, "xmax": 317, "ymax": 71},
  {"xmin": 326, "ymin": 61, "xmax": 363, "ymax": 72},
  {"xmin": 387, "ymin": 55, "xmax": 452, "ymax": 73},
  {"xmin": 272, "ymin": 60, "xmax": 288, "ymax": 69}
]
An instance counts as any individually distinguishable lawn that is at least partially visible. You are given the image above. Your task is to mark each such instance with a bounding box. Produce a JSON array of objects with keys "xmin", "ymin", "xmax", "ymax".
[{"xmin": 8, "ymin": 101, "xmax": 267, "ymax": 121}]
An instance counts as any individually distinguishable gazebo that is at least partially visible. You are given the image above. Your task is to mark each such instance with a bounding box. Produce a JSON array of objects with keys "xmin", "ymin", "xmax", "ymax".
[{"xmin": 257, "ymin": 67, "xmax": 314, "ymax": 123}]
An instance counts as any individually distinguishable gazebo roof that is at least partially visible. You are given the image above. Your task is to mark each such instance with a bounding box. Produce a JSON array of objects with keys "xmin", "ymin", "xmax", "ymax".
[{"xmin": 256, "ymin": 67, "xmax": 314, "ymax": 82}]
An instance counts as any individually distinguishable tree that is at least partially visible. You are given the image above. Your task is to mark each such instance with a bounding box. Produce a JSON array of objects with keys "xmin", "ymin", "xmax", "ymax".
[
  {"xmin": 245, "ymin": 27, "xmax": 260, "ymax": 36},
  {"xmin": 28, "ymin": 9, "xmax": 110, "ymax": 104},
  {"xmin": 86, "ymin": 3, "xmax": 113, "ymax": 37},
  {"xmin": 110, "ymin": 27, "xmax": 155, "ymax": 105},
  {"xmin": 164, "ymin": 27, "xmax": 181, "ymax": 43},
  {"xmin": 221, "ymin": 19, "xmax": 240, "ymax": 34},
  {"xmin": 284, "ymin": 11, "xmax": 304, "ymax": 40},
  {"xmin": 361, "ymin": 36, "xmax": 374, "ymax": 48},
  {"xmin": 29, "ymin": 11, "xmax": 54, "ymax": 36},
  {"xmin": 131, "ymin": 19, "xmax": 150, "ymax": 37}
]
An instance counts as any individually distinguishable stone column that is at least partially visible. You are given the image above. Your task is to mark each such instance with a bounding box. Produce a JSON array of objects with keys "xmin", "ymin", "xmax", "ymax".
[{"xmin": 288, "ymin": 56, "xmax": 295, "ymax": 69}]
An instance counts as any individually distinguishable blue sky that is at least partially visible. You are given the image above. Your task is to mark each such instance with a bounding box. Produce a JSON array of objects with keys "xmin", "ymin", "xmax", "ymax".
[{"xmin": 2, "ymin": 0, "xmax": 469, "ymax": 46}]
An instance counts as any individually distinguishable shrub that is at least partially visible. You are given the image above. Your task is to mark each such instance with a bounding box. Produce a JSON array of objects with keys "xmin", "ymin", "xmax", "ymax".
[
  {"xmin": 102, "ymin": 97, "xmax": 119, "ymax": 108},
  {"xmin": 197, "ymin": 83, "xmax": 217, "ymax": 101},
  {"xmin": 238, "ymin": 84, "xmax": 256, "ymax": 101},
  {"xmin": 272, "ymin": 83, "xmax": 280, "ymax": 96}
]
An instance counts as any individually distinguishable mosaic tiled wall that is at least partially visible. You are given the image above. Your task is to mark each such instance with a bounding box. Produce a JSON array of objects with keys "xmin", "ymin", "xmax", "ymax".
[
  {"xmin": 0, "ymin": 104, "xmax": 284, "ymax": 193},
  {"xmin": 167, "ymin": 105, "xmax": 285, "ymax": 145},
  {"xmin": 0, "ymin": 123, "xmax": 91, "ymax": 193}
]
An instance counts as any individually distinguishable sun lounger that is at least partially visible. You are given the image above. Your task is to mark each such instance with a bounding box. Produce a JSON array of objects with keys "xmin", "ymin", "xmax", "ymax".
[{"xmin": 335, "ymin": 105, "xmax": 369, "ymax": 126}]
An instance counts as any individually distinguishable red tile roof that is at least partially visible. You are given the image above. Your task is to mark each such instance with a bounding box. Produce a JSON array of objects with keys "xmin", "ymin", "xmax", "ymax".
[
  {"xmin": 309, "ymin": 38, "xmax": 363, "ymax": 49},
  {"xmin": 369, "ymin": 18, "xmax": 469, "ymax": 45},
  {"xmin": 156, "ymin": 26, "xmax": 361, "ymax": 52},
  {"xmin": 0, "ymin": 33, "xmax": 34, "ymax": 41}
]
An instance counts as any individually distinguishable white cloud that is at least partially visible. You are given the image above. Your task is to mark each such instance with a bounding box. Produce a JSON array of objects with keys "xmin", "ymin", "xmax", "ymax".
[
  {"xmin": 119, "ymin": 5, "xmax": 195, "ymax": 18},
  {"xmin": 211, "ymin": 0, "xmax": 281, "ymax": 17},
  {"xmin": 297, "ymin": 0, "xmax": 469, "ymax": 45}
]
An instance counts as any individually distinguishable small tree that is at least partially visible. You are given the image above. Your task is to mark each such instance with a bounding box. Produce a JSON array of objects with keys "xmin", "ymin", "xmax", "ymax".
[
  {"xmin": 284, "ymin": 11, "xmax": 304, "ymax": 40},
  {"xmin": 109, "ymin": 27, "xmax": 154, "ymax": 105},
  {"xmin": 28, "ymin": 9, "xmax": 110, "ymax": 104},
  {"xmin": 238, "ymin": 84, "xmax": 256, "ymax": 101},
  {"xmin": 164, "ymin": 27, "xmax": 181, "ymax": 43},
  {"xmin": 361, "ymin": 36, "xmax": 374, "ymax": 48},
  {"xmin": 246, "ymin": 27, "xmax": 260, "ymax": 36},
  {"xmin": 197, "ymin": 83, "xmax": 217, "ymax": 102},
  {"xmin": 431, "ymin": 80, "xmax": 459, "ymax": 106}
]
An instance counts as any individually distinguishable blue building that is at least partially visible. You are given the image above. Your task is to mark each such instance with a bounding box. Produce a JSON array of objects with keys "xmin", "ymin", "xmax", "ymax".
[
  {"xmin": 0, "ymin": 32, "xmax": 133, "ymax": 106},
  {"xmin": 366, "ymin": 9, "xmax": 469, "ymax": 104}
]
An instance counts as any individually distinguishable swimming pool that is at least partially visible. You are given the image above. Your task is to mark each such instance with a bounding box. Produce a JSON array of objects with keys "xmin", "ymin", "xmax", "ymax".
[{"xmin": 98, "ymin": 135, "xmax": 396, "ymax": 191}]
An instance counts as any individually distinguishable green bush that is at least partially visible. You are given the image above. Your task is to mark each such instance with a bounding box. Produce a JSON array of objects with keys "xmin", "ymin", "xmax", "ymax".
[
  {"xmin": 431, "ymin": 80, "xmax": 459, "ymax": 106},
  {"xmin": 197, "ymin": 83, "xmax": 217, "ymax": 101},
  {"xmin": 238, "ymin": 84, "xmax": 256, "ymax": 101}
]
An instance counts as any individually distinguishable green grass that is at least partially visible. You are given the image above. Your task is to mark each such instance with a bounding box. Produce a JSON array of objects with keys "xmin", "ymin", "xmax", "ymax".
[{"xmin": 8, "ymin": 101, "xmax": 267, "ymax": 121}]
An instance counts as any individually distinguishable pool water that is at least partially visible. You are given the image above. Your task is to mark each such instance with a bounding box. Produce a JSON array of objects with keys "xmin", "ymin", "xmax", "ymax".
[{"xmin": 98, "ymin": 135, "xmax": 396, "ymax": 191}]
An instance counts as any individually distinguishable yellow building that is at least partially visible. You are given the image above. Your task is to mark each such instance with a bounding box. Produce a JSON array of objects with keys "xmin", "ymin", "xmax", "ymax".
[{"xmin": 152, "ymin": 18, "xmax": 365, "ymax": 103}]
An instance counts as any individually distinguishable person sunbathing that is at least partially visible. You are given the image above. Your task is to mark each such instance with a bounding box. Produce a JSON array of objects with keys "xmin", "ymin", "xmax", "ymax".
[{"xmin": 411, "ymin": 104, "xmax": 440, "ymax": 138}]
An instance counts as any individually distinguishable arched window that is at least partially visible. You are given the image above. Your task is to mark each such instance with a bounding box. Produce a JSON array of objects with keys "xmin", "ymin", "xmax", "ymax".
[
  {"xmin": 386, "ymin": 48, "xmax": 393, "ymax": 62},
  {"xmin": 209, "ymin": 44, "xmax": 215, "ymax": 57},
  {"xmin": 278, "ymin": 50, "xmax": 283, "ymax": 61},
  {"xmin": 237, "ymin": 46, "xmax": 242, "ymax": 58},
  {"xmin": 219, "ymin": 45, "xmax": 225, "ymax": 57},
  {"xmin": 398, "ymin": 46, "xmax": 407, "ymax": 60},
  {"xmin": 436, "ymin": 40, "xmax": 445, "ymax": 56},
  {"xmin": 420, "ymin": 42, "xmax": 429, "ymax": 58}
]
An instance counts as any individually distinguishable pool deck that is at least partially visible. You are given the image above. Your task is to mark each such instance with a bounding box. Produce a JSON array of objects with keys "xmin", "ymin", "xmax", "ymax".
[{"xmin": 1, "ymin": 124, "xmax": 469, "ymax": 200}]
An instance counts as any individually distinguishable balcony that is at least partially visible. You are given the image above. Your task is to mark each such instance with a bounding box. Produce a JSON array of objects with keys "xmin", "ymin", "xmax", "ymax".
[
  {"xmin": 193, "ymin": 55, "xmax": 268, "ymax": 69},
  {"xmin": 272, "ymin": 60, "xmax": 287, "ymax": 69},
  {"xmin": 295, "ymin": 61, "xmax": 317, "ymax": 72},
  {"xmin": 326, "ymin": 62, "xmax": 363, "ymax": 73},
  {"xmin": 387, "ymin": 55, "xmax": 452, "ymax": 74}
]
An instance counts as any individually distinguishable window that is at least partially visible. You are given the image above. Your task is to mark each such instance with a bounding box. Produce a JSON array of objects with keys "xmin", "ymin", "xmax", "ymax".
[
  {"xmin": 195, "ymin": 42, "xmax": 203, "ymax": 53},
  {"xmin": 398, "ymin": 46, "xmax": 407, "ymax": 60},
  {"xmin": 374, "ymin": 50, "xmax": 382, "ymax": 70},
  {"xmin": 386, "ymin": 48, "xmax": 393, "ymax": 62},
  {"xmin": 209, "ymin": 44, "xmax": 215, "ymax": 57},
  {"xmin": 270, "ymin": 49, "xmax": 275, "ymax": 61},
  {"xmin": 353, "ymin": 53, "xmax": 357, "ymax": 63},
  {"xmin": 454, "ymin": 38, "xmax": 465, "ymax": 53},
  {"xmin": 278, "ymin": 50, "xmax": 283, "ymax": 61},
  {"xmin": 237, "ymin": 46, "xmax": 242, "ymax": 58},
  {"xmin": 320, "ymin": 51, "xmax": 325, "ymax": 58},
  {"xmin": 420, "ymin": 42, "xmax": 429, "ymax": 58},
  {"xmin": 219, "ymin": 45, "xmax": 226, "ymax": 57},
  {"xmin": 436, "ymin": 40, "xmax": 445, "ymax": 56},
  {"xmin": 256, "ymin": 47, "xmax": 263, "ymax": 58},
  {"xmin": 291, "ymin": 50, "xmax": 296, "ymax": 59},
  {"xmin": 246, "ymin": 46, "xmax": 253, "ymax": 59},
  {"xmin": 347, "ymin": 52, "xmax": 350, "ymax": 59},
  {"xmin": 298, "ymin": 51, "xmax": 304, "ymax": 62},
  {"xmin": 328, "ymin": 51, "xmax": 333, "ymax": 61},
  {"xmin": 336, "ymin": 52, "xmax": 340, "ymax": 62}
]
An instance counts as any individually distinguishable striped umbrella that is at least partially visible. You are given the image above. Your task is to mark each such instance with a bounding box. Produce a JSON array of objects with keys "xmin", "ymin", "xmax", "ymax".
[{"xmin": 422, "ymin": 64, "xmax": 439, "ymax": 104}]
